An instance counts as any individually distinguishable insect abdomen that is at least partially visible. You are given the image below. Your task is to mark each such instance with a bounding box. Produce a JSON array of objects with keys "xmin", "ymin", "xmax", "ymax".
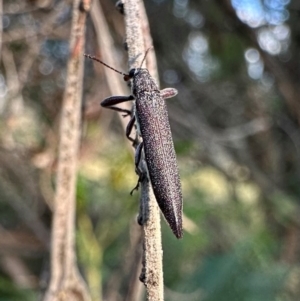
[{"xmin": 136, "ymin": 91, "xmax": 183, "ymax": 238}]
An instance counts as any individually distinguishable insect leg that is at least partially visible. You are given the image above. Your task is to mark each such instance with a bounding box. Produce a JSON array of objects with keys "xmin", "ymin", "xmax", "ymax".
[
  {"xmin": 130, "ymin": 142, "xmax": 146, "ymax": 195},
  {"xmin": 101, "ymin": 95, "xmax": 134, "ymax": 117},
  {"xmin": 160, "ymin": 87, "xmax": 178, "ymax": 99},
  {"xmin": 134, "ymin": 142, "xmax": 144, "ymax": 174},
  {"xmin": 126, "ymin": 115, "xmax": 136, "ymax": 143}
]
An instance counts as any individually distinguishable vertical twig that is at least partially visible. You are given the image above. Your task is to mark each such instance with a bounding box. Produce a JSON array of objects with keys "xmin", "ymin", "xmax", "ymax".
[
  {"xmin": 138, "ymin": 1, "xmax": 159, "ymax": 84},
  {"xmin": 2, "ymin": 46, "xmax": 24, "ymax": 117},
  {"xmin": 90, "ymin": 0, "xmax": 132, "ymax": 133},
  {"xmin": 88, "ymin": 2, "xmax": 148, "ymax": 299},
  {"xmin": 123, "ymin": 0, "xmax": 164, "ymax": 300},
  {"xmin": 43, "ymin": 1, "xmax": 91, "ymax": 301}
]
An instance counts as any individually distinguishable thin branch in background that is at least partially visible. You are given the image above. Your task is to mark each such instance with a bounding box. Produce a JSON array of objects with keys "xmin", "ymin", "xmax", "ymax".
[
  {"xmin": 105, "ymin": 220, "xmax": 144, "ymax": 301},
  {"xmin": 17, "ymin": 35, "xmax": 40, "ymax": 89},
  {"xmin": 1, "ymin": 254, "xmax": 36, "ymax": 288},
  {"xmin": 124, "ymin": 223, "xmax": 144, "ymax": 301},
  {"xmin": 138, "ymin": 0, "xmax": 159, "ymax": 84},
  {"xmin": 123, "ymin": 0, "xmax": 164, "ymax": 300},
  {"xmin": 90, "ymin": 0, "xmax": 133, "ymax": 135},
  {"xmin": 0, "ymin": 176, "xmax": 49, "ymax": 248},
  {"xmin": 43, "ymin": 0, "xmax": 91, "ymax": 300},
  {"xmin": 2, "ymin": 46, "xmax": 24, "ymax": 117}
]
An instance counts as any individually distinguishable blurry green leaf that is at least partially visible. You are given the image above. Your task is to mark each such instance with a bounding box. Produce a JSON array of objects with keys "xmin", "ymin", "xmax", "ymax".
[{"xmin": 0, "ymin": 278, "xmax": 36, "ymax": 301}]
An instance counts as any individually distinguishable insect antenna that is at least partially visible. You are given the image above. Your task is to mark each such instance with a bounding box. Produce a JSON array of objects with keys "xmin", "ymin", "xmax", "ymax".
[
  {"xmin": 139, "ymin": 46, "xmax": 153, "ymax": 69},
  {"xmin": 84, "ymin": 54, "xmax": 129, "ymax": 77}
]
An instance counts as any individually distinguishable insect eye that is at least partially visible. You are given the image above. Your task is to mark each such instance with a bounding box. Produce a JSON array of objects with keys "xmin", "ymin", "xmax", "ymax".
[
  {"xmin": 129, "ymin": 69, "xmax": 136, "ymax": 78},
  {"xmin": 124, "ymin": 69, "xmax": 135, "ymax": 81},
  {"xmin": 123, "ymin": 74, "xmax": 130, "ymax": 81}
]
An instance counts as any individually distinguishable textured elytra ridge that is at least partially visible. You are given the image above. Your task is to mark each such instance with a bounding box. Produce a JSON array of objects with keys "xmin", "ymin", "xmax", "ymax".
[{"xmin": 132, "ymin": 68, "xmax": 183, "ymax": 238}]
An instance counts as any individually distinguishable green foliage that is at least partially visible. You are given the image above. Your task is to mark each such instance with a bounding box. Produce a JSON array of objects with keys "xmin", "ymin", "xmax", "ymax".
[
  {"xmin": 0, "ymin": 278, "xmax": 36, "ymax": 301},
  {"xmin": 76, "ymin": 138, "xmax": 139, "ymax": 297},
  {"xmin": 173, "ymin": 241, "xmax": 288, "ymax": 301},
  {"xmin": 161, "ymin": 164, "xmax": 291, "ymax": 300}
]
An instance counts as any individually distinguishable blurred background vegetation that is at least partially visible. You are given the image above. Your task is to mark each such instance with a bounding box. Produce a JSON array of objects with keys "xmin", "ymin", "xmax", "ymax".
[{"xmin": 1, "ymin": 0, "xmax": 300, "ymax": 300}]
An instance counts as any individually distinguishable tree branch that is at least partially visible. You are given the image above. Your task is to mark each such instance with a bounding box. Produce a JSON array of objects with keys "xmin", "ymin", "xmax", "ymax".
[
  {"xmin": 43, "ymin": 0, "xmax": 91, "ymax": 300},
  {"xmin": 123, "ymin": 1, "xmax": 164, "ymax": 300}
]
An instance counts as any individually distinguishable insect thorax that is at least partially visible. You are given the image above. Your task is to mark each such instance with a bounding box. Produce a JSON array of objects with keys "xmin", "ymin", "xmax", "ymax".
[{"xmin": 131, "ymin": 68, "xmax": 159, "ymax": 97}]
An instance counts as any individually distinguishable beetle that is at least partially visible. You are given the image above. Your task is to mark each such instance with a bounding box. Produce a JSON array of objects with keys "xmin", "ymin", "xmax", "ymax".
[{"xmin": 84, "ymin": 52, "xmax": 183, "ymax": 238}]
